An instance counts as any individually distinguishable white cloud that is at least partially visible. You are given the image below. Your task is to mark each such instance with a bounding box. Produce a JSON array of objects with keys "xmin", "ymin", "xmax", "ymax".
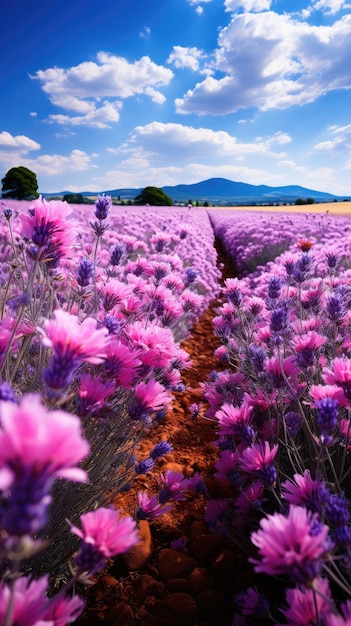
[
  {"xmin": 225, "ymin": 0, "xmax": 271, "ymax": 11},
  {"xmin": 314, "ymin": 137, "xmax": 346, "ymax": 151},
  {"xmin": 47, "ymin": 101, "xmax": 122, "ymax": 128},
  {"xmin": 139, "ymin": 26, "xmax": 151, "ymax": 38},
  {"xmin": 167, "ymin": 46, "xmax": 205, "ymax": 72},
  {"xmin": 32, "ymin": 52, "xmax": 173, "ymax": 127},
  {"xmin": 0, "ymin": 149, "xmax": 92, "ymax": 177},
  {"xmin": 122, "ymin": 121, "xmax": 290, "ymax": 163},
  {"xmin": 175, "ymin": 11, "xmax": 351, "ymax": 114},
  {"xmin": 0, "ymin": 131, "xmax": 40, "ymax": 151},
  {"xmin": 29, "ymin": 112, "xmax": 37, "ymax": 117},
  {"xmin": 312, "ymin": 0, "xmax": 351, "ymax": 15}
]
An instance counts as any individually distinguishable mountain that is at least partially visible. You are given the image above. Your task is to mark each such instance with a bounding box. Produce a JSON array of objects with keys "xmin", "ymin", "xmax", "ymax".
[{"xmin": 43, "ymin": 178, "xmax": 350, "ymax": 205}]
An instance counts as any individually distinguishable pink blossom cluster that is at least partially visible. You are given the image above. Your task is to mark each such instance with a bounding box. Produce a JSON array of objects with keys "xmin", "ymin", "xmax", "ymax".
[
  {"xmin": 202, "ymin": 220, "xmax": 351, "ymax": 623},
  {"xmin": 209, "ymin": 208, "xmax": 351, "ymax": 277},
  {"xmin": 0, "ymin": 197, "xmax": 220, "ymax": 623}
]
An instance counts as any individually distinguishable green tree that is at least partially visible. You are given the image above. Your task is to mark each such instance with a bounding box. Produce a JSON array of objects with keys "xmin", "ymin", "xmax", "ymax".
[
  {"xmin": 63, "ymin": 193, "xmax": 92, "ymax": 204},
  {"xmin": 1, "ymin": 166, "xmax": 39, "ymax": 200},
  {"xmin": 134, "ymin": 186, "xmax": 173, "ymax": 206}
]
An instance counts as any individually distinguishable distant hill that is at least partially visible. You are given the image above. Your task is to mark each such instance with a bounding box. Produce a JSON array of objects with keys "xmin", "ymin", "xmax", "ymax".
[{"xmin": 43, "ymin": 178, "xmax": 350, "ymax": 205}]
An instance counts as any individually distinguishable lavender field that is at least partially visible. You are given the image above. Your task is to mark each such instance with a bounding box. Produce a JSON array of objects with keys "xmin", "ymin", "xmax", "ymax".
[{"xmin": 1, "ymin": 196, "xmax": 351, "ymax": 625}]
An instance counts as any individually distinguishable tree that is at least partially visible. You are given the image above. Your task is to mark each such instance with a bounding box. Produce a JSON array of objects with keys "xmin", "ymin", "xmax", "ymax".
[
  {"xmin": 63, "ymin": 193, "xmax": 92, "ymax": 204},
  {"xmin": 1, "ymin": 166, "xmax": 39, "ymax": 200},
  {"xmin": 134, "ymin": 186, "xmax": 173, "ymax": 206}
]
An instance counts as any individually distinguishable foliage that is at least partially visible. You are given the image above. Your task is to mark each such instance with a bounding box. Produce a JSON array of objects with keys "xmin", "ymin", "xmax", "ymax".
[
  {"xmin": 63, "ymin": 193, "xmax": 93, "ymax": 204},
  {"xmin": 1, "ymin": 166, "xmax": 39, "ymax": 200},
  {"xmin": 134, "ymin": 186, "xmax": 173, "ymax": 206}
]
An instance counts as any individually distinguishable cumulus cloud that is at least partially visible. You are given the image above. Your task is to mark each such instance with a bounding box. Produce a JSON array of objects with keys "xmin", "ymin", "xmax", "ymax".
[
  {"xmin": 167, "ymin": 46, "xmax": 205, "ymax": 71},
  {"xmin": 0, "ymin": 149, "xmax": 92, "ymax": 177},
  {"xmin": 32, "ymin": 52, "xmax": 173, "ymax": 127},
  {"xmin": 0, "ymin": 131, "xmax": 40, "ymax": 151},
  {"xmin": 122, "ymin": 121, "xmax": 289, "ymax": 163},
  {"xmin": 47, "ymin": 101, "xmax": 122, "ymax": 128},
  {"xmin": 225, "ymin": 0, "xmax": 271, "ymax": 11},
  {"xmin": 312, "ymin": 0, "xmax": 351, "ymax": 15},
  {"xmin": 175, "ymin": 11, "xmax": 351, "ymax": 114}
]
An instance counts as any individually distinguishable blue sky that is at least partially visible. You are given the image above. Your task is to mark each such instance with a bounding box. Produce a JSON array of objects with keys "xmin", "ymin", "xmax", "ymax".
[{"xmin": 1, "ymin": 0, "xmax": 351, "ymax": 195}]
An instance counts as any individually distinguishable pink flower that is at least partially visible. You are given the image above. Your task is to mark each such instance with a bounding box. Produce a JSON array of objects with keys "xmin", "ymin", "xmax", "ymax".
[
  {"xmin": 323, "ymin": 358, "xmax": 351, "ymax": 402},
  {"xmin": 78, "ymin": 374, "xmax": 115, "ymax": 414},
  {"xmin": 234, "ymin": 481, "xmax": 265, "ymax": 517},
  {"xmin": 158, "ymin": 470, "xmax": 196, "ymax": 504},
  {"xmin": 309, "ymin": 384, "xmax": 348, "ymax": 408},
  {"xmin": 105, "ymin": 339, "xmax": 142, "ymax": 388},
  {"xmin": 129, "ymin": 379, "xmax": 171, "ymax": 420},
  {"xmin": 280, "ymin": 577, "xmax": 333, "ymax": 625},
  {"xmin": 215, "ymin": 402, "xmax": 253, "ymax": 435},
  {"xmin": 0, "ymin": 394, "xmax": 89, "ymax": 535},
  {"xmin": 43, "ymin": 594, "xmax": 85, "ymax": 626},
  {"xmin": 20, "ymin": 197, "xmax": 78, "ymax": 265},
  {"xmin": 282, "ymin": 470, "xmax": 327, "ymax": 511},
  {"xmin": 70, "ymin": 506, "xmax": 139, "ymax": 559},
  {"xmin": 251, "ymin": 505, "xmax": 329, "ymax": 582},
  {"xmin": 39, "ymin": 309, "xmax": 109, "ymax": 364},
  {"xmin": 0, "ymin": 394, "xmax": 89, "ymax": 490},
  {"xmin": 239, "ymin": 441, "xmax": 278, "ymax": 473},
  {"xmin": 97, "ymin": 279, "xmax": 133, "ymax": 311},
  {"xmin": 136, "ymin": 492, "xmax": 172, "ymax": 520},
  {"xmin": 126, "ymin": 321, "xmax": 176, "ymax": 368},
  {"xmin": 0, "ymin": 575, "xmax": 50, "ymax": 625}
]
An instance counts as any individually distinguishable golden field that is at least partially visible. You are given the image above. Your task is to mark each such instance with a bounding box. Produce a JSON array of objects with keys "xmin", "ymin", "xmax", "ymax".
[{"xmin": 210, "ymin": 201, "xmax": 351, "ymax": 215}]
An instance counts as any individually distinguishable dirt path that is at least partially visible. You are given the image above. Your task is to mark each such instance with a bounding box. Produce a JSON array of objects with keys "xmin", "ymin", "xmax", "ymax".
[{"xmin": 77, "ymin": 242, "xmax": 251, "ymax": 626}]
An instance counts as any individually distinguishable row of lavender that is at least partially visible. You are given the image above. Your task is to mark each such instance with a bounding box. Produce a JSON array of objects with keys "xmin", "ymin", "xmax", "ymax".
[
  {"xmin": 0, "ymin": 197, "xmax": 220, "ymax": 625},
  {"xmin": 206, "ymin": 208, "xmax": 351, "ymax": 624}
]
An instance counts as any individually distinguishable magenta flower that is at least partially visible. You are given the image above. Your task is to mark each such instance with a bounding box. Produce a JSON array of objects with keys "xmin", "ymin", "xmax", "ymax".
[
  {"xmin": 39, "ymin": 309, "xmax": 109, "ymax": 364},
  {"xmin": 323, "ymin": 357, "xmax": 351, "ymax": 402},
  {"xmin": 239, "ymin": 441, "xmax": 278, "ymax": 485},
  {"xmin": 70, "ymin": 506, "xmax": 139, "ymax": 576},
  {"xmin": 105, "ymin": 339, "xmax": 142, "ymax": 388},
  {"xmin": 158, "ymin": 470, "xmax": 195, "ymax": 504},
  {"xmin": 282, "ymin": 470, "xmax": 329, "ymax": 514},
  {"xmin": 292, "ymin": 330, "xmax": 327, "ymax": 368},
  {"xmin": 280, "ymin": 577, "xmax": 333, "ymax": 625},
  {"xmin": 309, "ymin": 384, "xmax": 348, "ymax": 408},
  {"xmin": 39, "ymin": 309, "xmax": 109, "ymax": 390},
  {"xmin": 78, "ymin": 374, "xmax": 115, "ymax": 415},
  {"xmin": 136, "ymin": 492, "xmax": 173, "ymax": 520},
  {"xmin": 234, "ymin": 481, "xmax": 265, "ymax": 518},
  {"xmin": 0, "ymin": 394, "xmax": 89, "ymax": 535},
  {"xmin": 20, "ymin": 197, "xmax": 77, "ymax": 267},
  {"xmin": 126, "ymin": 321, "xmax": 176, "ymax": 368},
  {"xmin": 0, "ymin": 575, "xmax": 50, "ymax": 625},
  {"xmin": 251, "ymin": 505, "xmax": 329, "ymax": 582},
  {"xmin": 129, "ymin": 379, "xmax": 171, "ymax": 421},
  {"xmin": 42, "ymin": 593, "xmax": 85, "ymax": 626},
  {"xmin": 0, "ymin": 574, "xmax": 84, "ymax": 625},
  {"xmin": 215, "ymin": 401, "xmax": 253, "ymax": 441},
  {"xmin": 97, "ymin": 278, "xmax": 133, "ymax": 311}
]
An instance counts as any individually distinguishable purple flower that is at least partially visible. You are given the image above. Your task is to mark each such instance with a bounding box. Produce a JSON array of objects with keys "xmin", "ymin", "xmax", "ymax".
[
  {"xmin": 94, "ymin": 194, "xmax": 112, "ymax": 221},
  {"xmin": 315, "ymin": 397, "xmax": 339, "ymax": 442},
  {"xmin": 150, "ymin": 441, "xmax": 173, "ymax": 459},
  {"xmin": 136, "ymin": 492, "xmax": 172, "ymax": 520},
  {"xmin": 135, "ymin": 457, "xmax": 155, "ymax": 474},
  {"xmin": 77, "ymin": 258, "xmax": 93, "ymax": 287}
]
